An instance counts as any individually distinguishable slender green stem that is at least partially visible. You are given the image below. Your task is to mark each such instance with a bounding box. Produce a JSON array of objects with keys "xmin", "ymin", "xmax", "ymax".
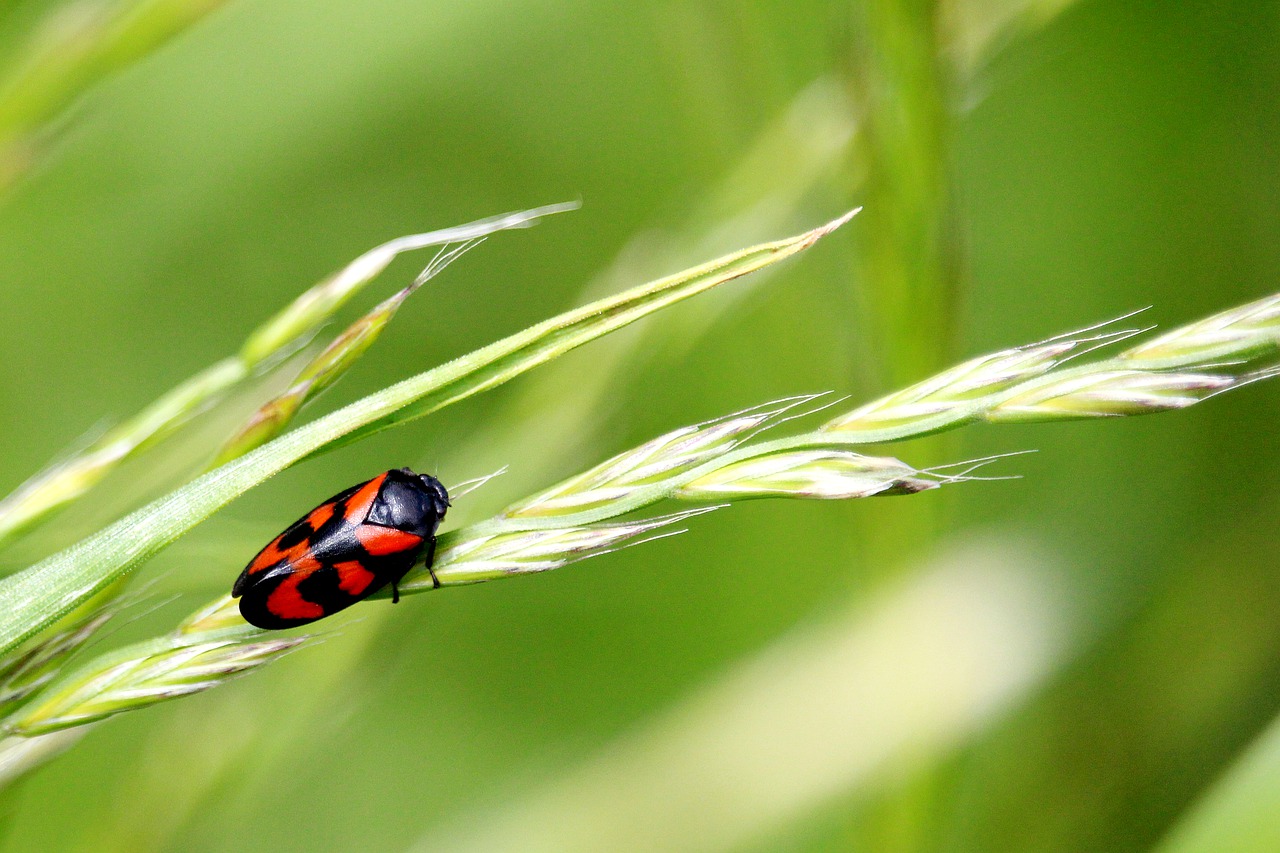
[{"xmin": 849, "ymin": 0, "xmax": 960, "ymax": 387}]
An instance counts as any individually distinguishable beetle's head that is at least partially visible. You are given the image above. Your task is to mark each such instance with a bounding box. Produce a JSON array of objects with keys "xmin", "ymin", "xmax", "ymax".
[{"xmin": 417, "ymin": 472, "xmax": 451, "ymax": 519}]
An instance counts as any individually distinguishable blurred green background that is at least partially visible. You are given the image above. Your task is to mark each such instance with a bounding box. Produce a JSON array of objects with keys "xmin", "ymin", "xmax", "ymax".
[{"xmin": 0, "ymin": 0, "xmax": 1279, "ymax": 851}]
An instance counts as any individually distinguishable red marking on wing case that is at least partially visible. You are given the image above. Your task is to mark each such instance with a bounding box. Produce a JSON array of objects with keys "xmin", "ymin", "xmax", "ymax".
[
  {"xmin": 355, "ymin": 525, "xmax": 422, "ymax": 556},
  {"xmin": 343, "ymin": 473, "xmax": 388, "ymax": 523},
  {"xmin": 244, "ymin": 472, "xmax": 387, "ymax": 580},
  {"xmin": 246, "ymin": 537, "xmax": 310, "ymax": 576},
  {"xmin": 307, "ymin": 502, "xmax": 336, "ymax": 531},
  {"xmin": 265, "ymin": 575, "xmax": 324, "ymax": 621},
  {"xmin": 264, "ymin": 556, "xmax": 323, "ymax": 620},
  {"xmin": 334, "ymin": 560, "xmax": 378, "ymax": 596}
]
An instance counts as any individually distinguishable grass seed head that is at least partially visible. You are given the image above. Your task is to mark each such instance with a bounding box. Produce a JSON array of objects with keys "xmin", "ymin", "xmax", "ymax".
[
  {"xmin": 504, "ymin": 398, "xmax": 820, "ymax": 518},
  {"xmin": 5, "ymin": 637, "xmax": 306, "ymax": 736},
  {"xmin": 404, "ymin": 508, "xmax": 718, "ymax": 591},
  {"xmin": 822, "ymin": 342, "xmax": 1075, "ymax": 431},
  {"xmin": 987, "ymin": 370, "xmax": 1236, "ymax": 421},
  {"xmin": 678, "ymin": 450, "xmax": 936, "ymax": 500},
  {"xmin": 1122, "ymin": 294, "xmax": 1280, "ymax": 365}
]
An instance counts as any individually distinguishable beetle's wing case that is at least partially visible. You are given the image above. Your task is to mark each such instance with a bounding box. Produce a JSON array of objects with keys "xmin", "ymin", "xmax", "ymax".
[
  {"xmin": 232, "ymin": 474, "xmax": 386, "ymax": 597},
  {"xmin": 232, "ymin": 469, "xmax": 445, "ymax": 629}
]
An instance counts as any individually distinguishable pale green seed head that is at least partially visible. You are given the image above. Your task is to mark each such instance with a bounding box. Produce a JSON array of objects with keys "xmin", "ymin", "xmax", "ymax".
[
  {"xmin": 678, "ymin": 450, "xmax": 935, "ymax": 500},
  {"xmin": 987, "ymin": 370, "xmax": 1234, "ymax": 421},
  {"xmin": 0, "ymin": 609, "xmax": 116, "ymax": 712},
  {"xmin": 7, "ymin": 637, "xmax": 305, "ymax": 736},
  {"xmin": 405, "ymin": 509, "xmax": 716, "ymax": 591},
  {"xmin": 176, "ymin": 596, "xmax": 246, "ymax": 637},
  {"xmin": 1122, "ymin": 294, "xmax": 1280, "ymax": 365},
  {"xmin": 823, "ymin": 342, "xmax": 1073, "ymax": 432},
  {"xmin": 504, "ymin": 405, "xmax": 795, "ymax": 518}
]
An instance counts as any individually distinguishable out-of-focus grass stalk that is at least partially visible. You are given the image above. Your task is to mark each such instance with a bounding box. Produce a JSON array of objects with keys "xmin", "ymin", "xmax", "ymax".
[
  {"xmin": 941, "ymin": 0, "xmax": 1082, "ymax": 81},
  {"xmin": 845, "ymin": 0, "xmax": 963, "ymax": 598},
  {"xmin": 842, "ymin": 0, "xmax": 1086, "ymax": 587},
  {"xmin": 410, "ymin": 541, "xmax": 1067, "ymax": 853},
  {"xmin": 848, "ymin": 0, "xmax": 959, "ymax": 390},
  {"xmin": 0, "ymin": 0, "xmax": 231, "ymax": 191},
  {"xmin": 0, "ymin": 207, "xmax": 570, "ymax": 551},
  {"xmin": 1152, "ymin": 706, "xmax": 1280, "ymax": 853}
]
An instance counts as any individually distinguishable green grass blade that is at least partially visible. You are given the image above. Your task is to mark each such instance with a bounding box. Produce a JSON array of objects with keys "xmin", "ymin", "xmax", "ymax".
[
  {"xmin": 0, "ymin": 211, "xmax": 855, "ymax": 656},
  {"xmin": 1153, "ymin": 713, "xmax": 1280, "ymax": 853}
]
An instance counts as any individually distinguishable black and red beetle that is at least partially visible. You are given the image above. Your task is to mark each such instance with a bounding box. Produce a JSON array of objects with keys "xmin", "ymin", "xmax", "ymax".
[{"xmin": 232, "ymin": 468, "xmax": 449, "ymax": 629}]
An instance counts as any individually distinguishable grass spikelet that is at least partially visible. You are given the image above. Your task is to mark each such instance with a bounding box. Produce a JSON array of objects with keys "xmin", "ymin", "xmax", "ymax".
[
  {"xmin": 677, "ymin": 450, "xmax": 936, "ymax": 500},
  {"xmin": 175, "ymin": 595, "xmax": 247, "ymax": 637},
  {"xmin": 820, "ymin": 296, "xmax": 1280, "ymax": 441},
  {"xmin": 4, "ymin": 634, "xmax": 307, "ymax": 736},
  {"xmin": 212, "ymin": 239, "xmax": 486, "ymax": 465},
  {"xmin": 0, "ymin": 607, "xmax": 118, "ymax": 713},
  {"xmin": 987, "ymin": 370, "xmax": 1236, "ymax": 421},
  {"xmin": 504, "ymin": 396, "xmax": 822, "ymax": 518},
  {"xmin": 1120, "ymin": 293, "xmax": 1280, "ymax": 366},
  {"xmin": 414, "ymin": 507, "xmax": 720, "ymax": 589}
]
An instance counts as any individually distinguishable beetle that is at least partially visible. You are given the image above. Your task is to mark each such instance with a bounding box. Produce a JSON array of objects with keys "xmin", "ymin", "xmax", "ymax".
[{"xmin": 232, "ymin": 468, "xmax": 450, "ymax": 630}]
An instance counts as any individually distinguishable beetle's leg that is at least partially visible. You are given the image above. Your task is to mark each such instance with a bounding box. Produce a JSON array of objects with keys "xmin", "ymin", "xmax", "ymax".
[
  {"xmin": 392, "ymin": 581, "xmax": 400, "ymax": 604},
  {"xmin": 424, "ymin": 536, "xmax": 441, "ymax": 589}
]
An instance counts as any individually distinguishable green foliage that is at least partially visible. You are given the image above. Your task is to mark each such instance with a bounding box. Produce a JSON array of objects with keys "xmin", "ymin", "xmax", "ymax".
[{"xmin": 0, "ymin": 0, "xmax": 1277, "ymax": 851}]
